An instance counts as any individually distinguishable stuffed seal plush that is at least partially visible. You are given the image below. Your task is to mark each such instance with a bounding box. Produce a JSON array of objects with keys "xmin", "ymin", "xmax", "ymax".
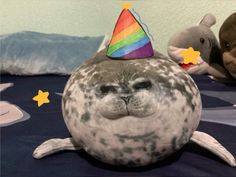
[
  {"xmin": 168, "ymin": 14, "xmax": 230, "ymax": 78},
  {"xmin": 33, "ymin": 7, "xmax": 235, "ymax": 167},
  {"xmin": 33, "ymin": 50, "xmax": 235, "ymax": 167},
  {"xmin": 219, "ymin": 12, "xmax": 236, "ymax": 79}
]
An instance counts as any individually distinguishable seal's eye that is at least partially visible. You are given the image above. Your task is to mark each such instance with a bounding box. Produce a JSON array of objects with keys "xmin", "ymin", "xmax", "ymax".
[
  {"xmin": 225, "ymin": 42, "xmax": 230, "ymax": 49},
  {"xmin": 100, "ymin": 85, "xmax": 117, "ymax": 94},
  {"xmin": 200, "ymin": 38, "xmax": 205, "ymax": 44},
  {"xmin": 133, "ymin": 80, "xmax": 152, "ymax": 90}
]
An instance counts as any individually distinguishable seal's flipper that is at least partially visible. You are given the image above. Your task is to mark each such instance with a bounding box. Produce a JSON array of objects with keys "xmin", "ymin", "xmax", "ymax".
[
  {"xmin": 190, "ymin": 131, "xmax": 236, "ymax": 167},
  {"xmin": 33, "ymin": 138, "xmax": 81, "ymax": 159}
]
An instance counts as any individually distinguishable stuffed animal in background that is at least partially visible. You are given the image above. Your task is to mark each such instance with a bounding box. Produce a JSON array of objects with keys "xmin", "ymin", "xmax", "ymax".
[
  {"xmin": 219, "ymin": 12, "xmax": 236, "ymax": 79},
  {"xmin": 167, "ymin": 14, "xmax": 230, "ymax": 78}
]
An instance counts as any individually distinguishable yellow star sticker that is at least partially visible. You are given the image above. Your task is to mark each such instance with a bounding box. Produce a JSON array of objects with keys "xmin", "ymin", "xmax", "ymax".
[
  {"xmin": 181, "ymin": 47, "xmax": 200, "ymax": 64},
  {"xmin": 33, "ymin": 90, "xmax": 50, "ymax": 107},
  {"xmin": 122, "ymin": 2, "xmax": 131, "ymax": 9}
]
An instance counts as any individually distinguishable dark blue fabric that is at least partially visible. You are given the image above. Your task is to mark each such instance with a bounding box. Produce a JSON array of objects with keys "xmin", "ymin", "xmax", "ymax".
[{"xmin": 1, "ymin": 74, "xmax": 236, "ymax": 177}]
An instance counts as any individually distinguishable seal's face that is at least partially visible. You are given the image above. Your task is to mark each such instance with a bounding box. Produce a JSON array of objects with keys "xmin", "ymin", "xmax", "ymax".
[
  {"xmin": 62, "ymin": 51, "xmax": 202, "ymax": 166},
  {"xmin": 96, "ymin": 77, "xmax": 158, "ymax": 119}
]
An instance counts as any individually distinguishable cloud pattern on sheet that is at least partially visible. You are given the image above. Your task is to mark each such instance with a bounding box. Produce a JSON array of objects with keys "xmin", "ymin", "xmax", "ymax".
[{"xmin": 0, "ymin": 83, "xmax": 30, "ymax": 127}]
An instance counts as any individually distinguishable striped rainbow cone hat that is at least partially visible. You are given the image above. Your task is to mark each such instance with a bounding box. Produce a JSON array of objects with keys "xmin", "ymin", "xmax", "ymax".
[{"xmin": 106, "ymin": 4, "xmax": 154, "ymax": 59}]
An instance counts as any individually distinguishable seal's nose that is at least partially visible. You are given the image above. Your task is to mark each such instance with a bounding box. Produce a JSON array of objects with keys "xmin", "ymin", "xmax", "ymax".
[{"xmin": 121, "ymin": 96, "xmax": 131, "ymax": 104}]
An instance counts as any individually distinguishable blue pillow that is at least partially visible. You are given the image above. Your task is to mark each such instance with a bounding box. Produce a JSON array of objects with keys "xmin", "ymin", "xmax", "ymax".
[{"xmin": 0, "ymin": 31, "xmax": 105, "ymax": 75}]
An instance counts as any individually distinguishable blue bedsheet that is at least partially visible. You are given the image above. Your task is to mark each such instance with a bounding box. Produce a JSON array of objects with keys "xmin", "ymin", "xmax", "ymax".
[{"xmin": 1, "ymin": 74, "xmax": 236, "ymax": 177}]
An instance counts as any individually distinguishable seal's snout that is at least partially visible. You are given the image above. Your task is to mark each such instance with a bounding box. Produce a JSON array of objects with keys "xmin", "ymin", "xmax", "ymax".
[{"xmin": 120, "ymin": 95, "xmax": 132, "ymax": 104}]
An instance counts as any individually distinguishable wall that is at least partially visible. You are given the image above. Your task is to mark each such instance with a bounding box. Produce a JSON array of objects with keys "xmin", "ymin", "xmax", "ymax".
[{"xmin": 1, "ymin": 0, "xmax": 235, "ymax": 54}]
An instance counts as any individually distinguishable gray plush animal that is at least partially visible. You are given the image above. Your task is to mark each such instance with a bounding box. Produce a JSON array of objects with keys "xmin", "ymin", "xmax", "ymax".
[
  {"xmin": 168, "ymin": 14, "xmax": 230, "ymax": 78},
  {"xmin": 33, "ymin": 50, "xmax": 235, "ymax": 167}
]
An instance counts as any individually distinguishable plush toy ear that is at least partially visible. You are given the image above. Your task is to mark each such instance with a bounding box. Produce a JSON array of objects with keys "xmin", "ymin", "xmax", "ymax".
[{"xmin": 197, "ymin": 13, "xmax": 216, "ymax": 28}]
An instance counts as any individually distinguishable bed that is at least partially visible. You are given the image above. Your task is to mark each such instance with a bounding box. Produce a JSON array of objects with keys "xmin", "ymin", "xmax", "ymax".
[{"xmin": 1, "ymin": 74, "xmax": 236, "ymax": 177}]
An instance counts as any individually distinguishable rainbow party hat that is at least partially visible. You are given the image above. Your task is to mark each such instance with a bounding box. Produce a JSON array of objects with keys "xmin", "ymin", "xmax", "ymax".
[{"xmin": 106, "ymin": 4, "xmax": 154, "ymax": 59}]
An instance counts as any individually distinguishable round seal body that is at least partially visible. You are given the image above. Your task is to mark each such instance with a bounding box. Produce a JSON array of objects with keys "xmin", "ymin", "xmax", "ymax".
[{"xmin": 62, "ymin": 50, "xmax": 202, "ymax": 166}]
